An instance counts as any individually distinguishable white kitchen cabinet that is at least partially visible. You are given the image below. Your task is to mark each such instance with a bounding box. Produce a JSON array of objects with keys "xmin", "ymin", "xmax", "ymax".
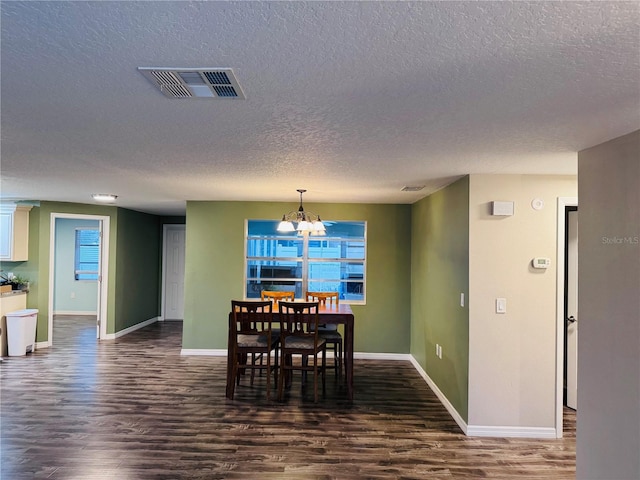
[{"xmin": 0, "ymin": 204, "xmax": 32, "ymax": 261}]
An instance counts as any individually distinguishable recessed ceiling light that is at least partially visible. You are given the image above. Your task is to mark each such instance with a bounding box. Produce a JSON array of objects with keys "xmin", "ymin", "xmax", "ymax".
[{"xmin": 91, "ymin": 194, "xmax": 118, "ymax": 203}]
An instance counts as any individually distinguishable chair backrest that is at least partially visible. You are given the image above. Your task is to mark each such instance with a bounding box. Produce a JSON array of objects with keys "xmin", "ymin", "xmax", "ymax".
[
  {"xmin": 305, "ymin": 291, "xmax": 339, "ymax": 306},
  {"xmin": 278, "ymin": 301, "xmax": 320, "ymax": 339},
  {"xmin": 230, "ymin": 300, "xmax": 273, "ymax": 338},
  {"xmin": 261, "ymin": 290, "xmax": 296, "ymax": 304}
]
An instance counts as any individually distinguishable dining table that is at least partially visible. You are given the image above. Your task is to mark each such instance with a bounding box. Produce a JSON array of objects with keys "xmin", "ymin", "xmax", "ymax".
[{"xmin": 226, "ymin": 302, "xmax": 355, "ymax": 402}]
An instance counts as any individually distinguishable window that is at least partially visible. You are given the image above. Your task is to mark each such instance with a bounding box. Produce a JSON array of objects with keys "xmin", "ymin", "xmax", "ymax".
[
  {"xmin": 74, "ymin": 228, "xmax": 100, "ymax": 280},
  {"xmin": 245, "ymin": 220, "xmax": 366, "ymax": 303}
]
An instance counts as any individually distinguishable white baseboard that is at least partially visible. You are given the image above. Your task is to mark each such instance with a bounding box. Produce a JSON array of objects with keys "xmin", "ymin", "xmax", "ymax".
[
  {"xmin": 408, "ymin": 355, "xmax": 559, "ymax": 439},
  {"xmin": 409, "ymin": 355, "xmax": 469, "ymax": 434},
  {"xmin": 466, "ymin": 425, "xmax": 557, "ymax": 439},
  {"xmin": 181, "ymin": 348, "xmax": 227, "ymax": 356},
  {"xmin": 54, "ymin": 310, "xmax": 97, "ymax": 316},
  {"xmin": 102, "ymin": 316, "xmax": 158, "ymax": 340},
  {"xmin": 354, "ymin": 352, "xmax": 412, "ymax": 361},
  {"xmin": 35, "ymin": 341, "xmax": 51, "ymax": 349}
]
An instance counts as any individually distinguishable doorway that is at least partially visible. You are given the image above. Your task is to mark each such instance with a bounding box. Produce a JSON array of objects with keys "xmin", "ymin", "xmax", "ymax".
[
  {"xmin": 48, "ymin": 213, "xmax": 110, "ymax": 344},
  {"xmin": 555, "ymin": 197, "xmax": 578, "ymax": 438},
  {"xmin": 161, "ymin": 225, "xmax": 185, "ymax": 321},
  {"xmin": 564, "ymin": 207, "xmax": 578, "ymax": 410}
]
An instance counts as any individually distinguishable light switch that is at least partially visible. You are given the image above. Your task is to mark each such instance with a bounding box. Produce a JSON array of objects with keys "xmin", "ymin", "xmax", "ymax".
[
  {"xmin": 496, "ymin": 298, "xmax": 507, "ymax": 314},
  {"xmin": 460, "ymin": 293, "xmax": 465, "ymax": 307}
]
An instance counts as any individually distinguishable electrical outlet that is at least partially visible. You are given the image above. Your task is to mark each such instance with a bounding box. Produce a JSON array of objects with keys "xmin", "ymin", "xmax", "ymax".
[
  {"xmin": 438, "ymin": 345, "xmax": 443, "ymax": 359},
  {"xmin": 460, "ymin": 293, "xmax": 465, "ymax": 307},
  {"xmin": 435, "ymin": 344, "xmax": 439, "ymax": 356}
]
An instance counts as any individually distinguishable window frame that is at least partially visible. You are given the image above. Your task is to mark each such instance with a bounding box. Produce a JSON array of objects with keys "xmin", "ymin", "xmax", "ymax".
[
  {"xmin": 244, "ymin": 219, "xmax": 367, "ymax": 304},
  {"xmin": 74, "ymin": 227, "xmax": 100, "ymax": 281}
]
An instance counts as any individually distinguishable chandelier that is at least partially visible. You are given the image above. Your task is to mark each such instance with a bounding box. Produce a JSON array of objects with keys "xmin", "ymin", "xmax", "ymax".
[{"xmin": 277, "ymin": 189, "xmax": 326, "ymax": 235}]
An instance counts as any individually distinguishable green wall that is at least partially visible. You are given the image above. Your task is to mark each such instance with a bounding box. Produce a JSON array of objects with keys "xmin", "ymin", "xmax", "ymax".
[
  {"xmin": 411, "ymin": 176, "xmax": 470, "ymax": 421},
  {"xmin": 182, "ymin": 201, "xmax": 412, "ymax": 352},
  {"xmin": 114, "ymin": 208, "xmax": 161, "ymax": 331}
]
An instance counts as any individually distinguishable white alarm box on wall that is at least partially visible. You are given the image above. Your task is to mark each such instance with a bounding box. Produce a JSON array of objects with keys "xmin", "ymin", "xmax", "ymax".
[{"xmin": 491, "ymin": 201, "xmax": 515, "ymax": 216}]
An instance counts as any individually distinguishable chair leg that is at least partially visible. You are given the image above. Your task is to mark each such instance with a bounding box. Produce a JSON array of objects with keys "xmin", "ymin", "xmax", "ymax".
[
  {"xmin": 322, "ymin": 347, "xmax": 326, "ymax": 394},
  {"xmin": 250, "ymin": 353, "xmax": 256, "ymax": 385},
  {"xmin": 265, "ymin": 352, "xmax": 271, "ymax": 401},
  {"xmin": 273, "ymin": 347, "xmax": 279, "ymax": 391},
  {"xmin": 313, "ymin": 354, "xmax": 318, "ymax": 403},
  {"xmin": 277, "ymin": 353, "xmax": 286, "ymax": 401},
  {"xmin": 302, "ymin": 355, "xmax": 308, "ymax": 386},
  {"xmin": 236, "ymin": 352, "xmax": 243, "ymax": 386},
  {"xmin": 228, "ymin": 357, "xmax": 238, "ymax": 400}
]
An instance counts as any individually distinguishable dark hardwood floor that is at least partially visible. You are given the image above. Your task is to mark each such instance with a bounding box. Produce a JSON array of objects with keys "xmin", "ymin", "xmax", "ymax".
[{"xmin": 1, "ymin": 315, "xmax": 575, "ymax": 479}]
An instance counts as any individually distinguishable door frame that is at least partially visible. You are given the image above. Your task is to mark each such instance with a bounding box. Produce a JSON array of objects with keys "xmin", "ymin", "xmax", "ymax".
[
  {"xmin": 48, "ymin": 213, "xmax": 110, "ymax": 343},
  {"xmin": 160, "ymin": 224, "xmax": 186, "ymax": 321},
  {"xmin": 555, "ymin": 197, "xmax": 578, "ymax": 438}
]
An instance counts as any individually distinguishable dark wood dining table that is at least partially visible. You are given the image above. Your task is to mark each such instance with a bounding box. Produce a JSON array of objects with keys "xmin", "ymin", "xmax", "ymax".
[{"xmin": 226, "ymin": 302, "xmax": 355, "ymax": 402}]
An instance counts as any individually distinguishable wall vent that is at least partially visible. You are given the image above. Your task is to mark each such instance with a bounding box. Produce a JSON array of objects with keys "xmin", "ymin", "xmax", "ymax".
[
  {"xmin": 138, "ymin": 67, "xmax": 246, "ymax": 99},
  {"xmin": 401, "ymin": 185, "xmax": 425, "ymax": 192}
]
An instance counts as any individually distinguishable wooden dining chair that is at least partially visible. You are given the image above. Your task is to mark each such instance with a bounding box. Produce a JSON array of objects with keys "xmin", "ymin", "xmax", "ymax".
[
  {"xmin": 277, "ymin": 301, "xmax": 326, "ymax": 402},
  {"xmin": 306, "ymin": 291, "xmax": 342, "ymax": 377},
  {"xmin": 256, "ymin": 291, "xmax": 294, "ymax": 372},
  {"xmin": 261, "ymin": 290, "xmax": 295, "ymax": 304},
  {"xmin": 227, "ymin": 300, "xmax": 279, "ymax": 400}
]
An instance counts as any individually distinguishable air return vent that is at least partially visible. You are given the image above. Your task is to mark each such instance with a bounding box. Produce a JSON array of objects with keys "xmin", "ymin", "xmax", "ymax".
[
  {"xmin": 401, "ymin": 185, "xmax": 425, "ymax": 192},
  {"xmin": 138, "ymin": 67, "xmax": 245, "ymax": 99}
]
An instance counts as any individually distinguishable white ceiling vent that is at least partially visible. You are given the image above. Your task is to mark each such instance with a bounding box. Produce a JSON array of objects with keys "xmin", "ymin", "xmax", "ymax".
[
  {"xmin": 401, "ymin": 185, "xmax": 425, "ymax": 192},
  {"xmin": 138, "ymin": 67, "xmax": 245, "ymax": 99}
]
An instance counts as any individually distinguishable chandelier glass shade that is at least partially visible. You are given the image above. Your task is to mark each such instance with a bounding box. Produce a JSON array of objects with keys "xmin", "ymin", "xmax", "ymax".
[{"xmin": 277, "ymin": 189, "xmax": 326, "ymax": 235}]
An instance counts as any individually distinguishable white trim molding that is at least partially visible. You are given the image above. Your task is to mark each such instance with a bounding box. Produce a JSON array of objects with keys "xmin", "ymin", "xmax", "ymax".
[
  {"xmin": 409, "ymin": 355, "xmax": 560, "ymax": 438},
  {"xmin": 101, "ymin": 317, "xmax": 159, "ymax": 340},
  {"xmin": 354, "ymin": 352, "xmax": 411, "ymax": 361},
  {"xmin": 409, "ymin": 355, "xmax": 469, "ymax": 434},
  {"xmin": 48, "ymin": 213, "xmax": 110, "ymax": 345},
  {"xmin": 181, "ymin": 349, "xmax": 227, "ymax": 356},
  {"xmin": 466, "ymin": 425, "xmax": 557, "ymax": 439},
  {"xmin": 35, "ymin": 341, "xmax": 51, "ymax": 350},
  {"xmin": 54, "ymin": 310, "xmax": 98, "ymax": 316}
]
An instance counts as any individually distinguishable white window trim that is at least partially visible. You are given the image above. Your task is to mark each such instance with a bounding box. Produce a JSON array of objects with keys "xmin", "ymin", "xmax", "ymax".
[{"xmin": 244, "ymin": 220, "xmax": 367, "ymax": 304}]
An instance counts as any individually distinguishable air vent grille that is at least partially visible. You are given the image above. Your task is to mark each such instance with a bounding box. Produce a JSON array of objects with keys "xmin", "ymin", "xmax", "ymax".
[
  {"xmin": 163, "ymin": 83, "xmax": 192, "ymax": 98},
  {"xmin": 204, "ymin": 71, "xmax": 231, "ymax": 85},
  {"xmin": 138, "ymin": 67, "xmax": 245, "ymax": 99},
  {"xmin": 401, "ymin": 185, "xmax": 425, "ymax": 192},
  {"xmin": 213, "ymin": 85, "xmax": 237, "ymax": 97}
]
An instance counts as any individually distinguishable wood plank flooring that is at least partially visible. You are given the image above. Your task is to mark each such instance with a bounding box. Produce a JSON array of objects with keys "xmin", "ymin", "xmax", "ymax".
[{"xmin": 1, "ymin": 315, "xmax": 575, "ymax": 479}]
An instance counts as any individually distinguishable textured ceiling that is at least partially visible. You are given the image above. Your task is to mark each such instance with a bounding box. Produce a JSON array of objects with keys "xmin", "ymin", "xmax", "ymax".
[{"xmin": 1, "ymin": 1, "xmax": 639, "ymax": 215}]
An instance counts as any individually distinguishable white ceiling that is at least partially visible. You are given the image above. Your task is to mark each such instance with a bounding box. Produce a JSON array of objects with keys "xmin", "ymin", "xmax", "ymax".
[{"xmin": 1, "ymin": 1, "xmax": 638, "ymax": 215}]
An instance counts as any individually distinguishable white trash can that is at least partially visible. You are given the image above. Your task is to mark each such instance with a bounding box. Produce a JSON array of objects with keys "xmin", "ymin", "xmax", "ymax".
[{"xmin": 6, "ymin": 309, "xmax": 38, "ymax": 356}]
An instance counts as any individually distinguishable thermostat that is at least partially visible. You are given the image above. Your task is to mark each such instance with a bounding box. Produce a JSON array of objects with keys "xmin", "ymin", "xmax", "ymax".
[{"xmin": 532, "ymin": 257, "xmax": 551, "ymax": 269}]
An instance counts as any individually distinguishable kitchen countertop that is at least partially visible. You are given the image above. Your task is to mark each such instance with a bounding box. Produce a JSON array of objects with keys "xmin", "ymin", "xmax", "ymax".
[{"xmin": 0, "ymin": 290, "xmax": 27, "ymax": 298}]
